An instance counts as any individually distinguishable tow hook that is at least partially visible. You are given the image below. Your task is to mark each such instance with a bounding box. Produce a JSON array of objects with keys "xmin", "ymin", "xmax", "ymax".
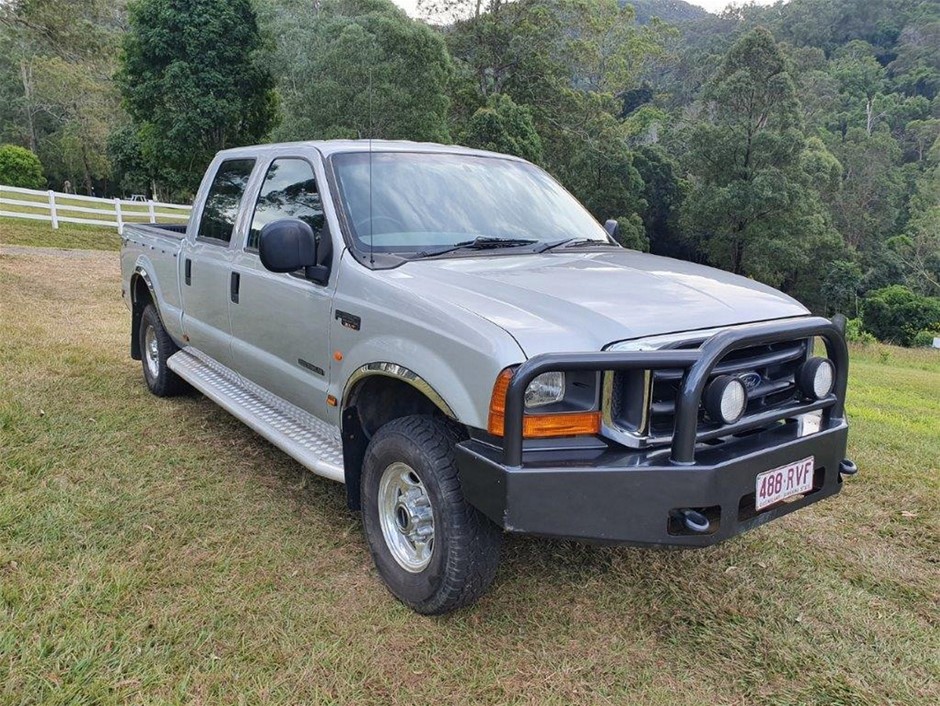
[
  {"xmin": 672, "ymin": 508, "xmax": 711, "ymax": 534},
  {"xmin": 839, "ymin": 459, "xmax": 858, "ymax": 477}
]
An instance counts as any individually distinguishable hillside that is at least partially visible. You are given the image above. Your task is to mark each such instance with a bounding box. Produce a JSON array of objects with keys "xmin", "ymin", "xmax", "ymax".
[
  {"xmin": 1, "ymin": 0, "xmax": 937, "ymax": 340},
  {"xmin": 628, "ymin": 0, "xmax": 711, "ymax": 24}
]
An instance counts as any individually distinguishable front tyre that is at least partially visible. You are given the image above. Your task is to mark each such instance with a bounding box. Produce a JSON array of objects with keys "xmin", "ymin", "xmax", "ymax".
[
  {"xmin": 361, "ymin": 415, "xmax": 501, "ymax": 614},
  {"xmin": 139, "ymin": 304, "xmax": 187, "ymax": 397}
]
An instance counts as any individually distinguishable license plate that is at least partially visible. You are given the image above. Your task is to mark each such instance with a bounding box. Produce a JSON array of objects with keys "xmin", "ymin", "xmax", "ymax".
[{"xmin": 755, "ymin": 457, "xmax": 815, "ymax": 511}]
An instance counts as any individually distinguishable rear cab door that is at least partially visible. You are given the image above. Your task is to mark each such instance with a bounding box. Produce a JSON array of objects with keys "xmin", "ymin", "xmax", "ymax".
[{"xmin": 179, "ymin": 157, "xmax": 258, "ymax": 368}]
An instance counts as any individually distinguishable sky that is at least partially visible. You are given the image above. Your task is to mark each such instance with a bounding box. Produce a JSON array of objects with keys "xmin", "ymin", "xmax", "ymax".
[{"xmin": 391, "ymin": 0, "xmax": 780, "ymax": 19}]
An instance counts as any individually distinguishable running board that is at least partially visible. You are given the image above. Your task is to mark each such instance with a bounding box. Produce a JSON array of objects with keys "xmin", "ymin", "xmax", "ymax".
[{"xmin": 167, "ymin": 348, "xmax": 345, "ymax": 482}]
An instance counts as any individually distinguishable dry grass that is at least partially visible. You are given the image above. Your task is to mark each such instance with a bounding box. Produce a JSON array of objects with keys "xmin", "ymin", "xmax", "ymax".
[{"xmin": 1, "ymin": 244, "xmax": 938, "ymax": 705}]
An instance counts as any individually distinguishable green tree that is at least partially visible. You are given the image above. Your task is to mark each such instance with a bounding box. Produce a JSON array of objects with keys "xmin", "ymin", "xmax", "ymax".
[
  {"xmin": 678, "ymin": 28, "xmax": 839, "ymax": 289},
  {"xmin": 0, "ymin": 0, "xmax": 120, "ymax": 61},
  {"xmin": 889, "ymin": 20, "xmax": 940, "ymax": 100},
  {"xmin": 108, "ymin": 123, "xmax": 152, "ymax": 196},
  {"xmin": 0, "ymin": 143, "xmax": 44, "ymax": 188},
  {"xmin": 462, "ymin": 93, "xmax": 543, "ymax": 162},
  {"xmin": 830, "ymin": 41, "xmax": 887, "ymax": 137},
  {"xmin": 0, "ymin": 28, "xmax": 32, "ymax": 148},
  {"xmin": 31, "ymin": 55, "xmax": 119, "ymax": 194},
  {"xmin": 119, "ymin": 0, "xmax": 278, "ymax": 194},
  {"xmin": 613, "ymin": 213, "xmax": 649, "ymax": 251},
  {"xmin": 631, "ymin": 145, "xmax": 687, "ymax": 258},
  {"xmin": 905, "ymin": 118, "xmax": 940, "ymax": 162},
  {"xmin": 443, "ymin": 1, "xmax": 666, "ymax": 230},
  {"xmin": 796, "ymin": 69, "xmax": 841, "ymax": 131},
  {"xmin": 821, "ymin": 259, "xmax": 864, "ymax": 316},
  {"xmin": 559, "ymin": 0, "xmax": 672, "ymax": 96},
  {"xmin": 861, "ymin": 285, "xmax": 940, "ymax": 346},
  {"xmin": 541, "ymin": 89, "xmax": 647, "ymax": 228},
  {"xmin": 769, "ymin": 0, "xmax": 910, "ymax": 57},
  {"xmin": 827, "ymin": 129, "xmax": 904, "ymax": 251},
  {"xmin": 0, "ymin": 0, "xmax": 124, "ymax": 191},
  {"xmin": 428, "ymin": 0, "xmax": 566, "ymax": 103},
  {"xmin": 888, "ymin": 164, "xmax": 940, "ymax": 296},
  {"xmin": 267, "ymin": 0, "xmax": 451, "ymax": 144}
]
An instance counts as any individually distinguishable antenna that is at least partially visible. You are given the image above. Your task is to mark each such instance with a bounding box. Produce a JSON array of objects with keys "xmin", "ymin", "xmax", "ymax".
[{"xmin": 368, "ymin": 53, "xmax": 375, "ymax": 267}]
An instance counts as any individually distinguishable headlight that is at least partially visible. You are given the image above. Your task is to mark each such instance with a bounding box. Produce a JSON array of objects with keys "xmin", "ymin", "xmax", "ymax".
[
  {"xmin": 488, "ymin": 369, "xmax": 600, "ymax": 438},
  {"xmin": 704, "ymin": 375, "xmax": 748, "ymax": 424},
  {"xmin": 798, "ymin": 357, "xmax": 834, "ymax": 400},
  {"xmin": 524, "ymin": 372, "xmax": 565, "ymax": 408}
]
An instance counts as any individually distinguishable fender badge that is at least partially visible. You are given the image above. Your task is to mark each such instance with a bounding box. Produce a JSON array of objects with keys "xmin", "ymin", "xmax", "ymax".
[{"xmin": 335, "ymin": 310, "xmax": 361, "ymax": 331}]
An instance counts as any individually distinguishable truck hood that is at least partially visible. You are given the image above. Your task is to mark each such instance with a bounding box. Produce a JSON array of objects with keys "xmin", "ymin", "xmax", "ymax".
[{"xmin": 394, "ymin": 250, "xmax": 809, "ymax": 355}]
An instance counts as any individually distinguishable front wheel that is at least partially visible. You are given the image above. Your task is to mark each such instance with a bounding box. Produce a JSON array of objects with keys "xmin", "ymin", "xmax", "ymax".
[{"xmin": 361, "ymin": 415, "xmax": 501, "ymax": 614}]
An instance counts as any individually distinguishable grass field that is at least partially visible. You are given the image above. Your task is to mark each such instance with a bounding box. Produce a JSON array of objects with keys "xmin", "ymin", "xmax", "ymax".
[
  {"xmin": 1, "ymin": 242, "xmax": 938, "ymax": 705},
  {"xmin": 1, "ymin": 218, "xmax": 121, "ymax": 251}
]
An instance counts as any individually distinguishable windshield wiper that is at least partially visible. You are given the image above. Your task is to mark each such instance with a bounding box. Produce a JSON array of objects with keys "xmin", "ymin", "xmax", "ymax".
[
  {"xmin": 413, "ymin": 236, "xmax": 538, "ymax": 259},
  {"xmin": 536, "ymin": 238, "xmax": 619, "ymax": 253}
]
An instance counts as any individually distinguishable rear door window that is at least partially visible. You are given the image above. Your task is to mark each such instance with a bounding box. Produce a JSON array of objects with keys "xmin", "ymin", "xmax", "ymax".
[
  {"xmin": 247, "ymin": 158, "xmax": 323, "ymax": 251},
  {"xmin": 197, "ymin": 159, "xmax": 256, "ymax": 244}
]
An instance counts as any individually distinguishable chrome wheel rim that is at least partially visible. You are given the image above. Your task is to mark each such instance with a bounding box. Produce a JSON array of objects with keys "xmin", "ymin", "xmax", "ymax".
[
  {"xmin": 144, "ymin": 325, "xmax": 160, "ymax": 380},
  {"xmin": 378, "ymin": 462, "xmax": 434, "ymax": 572}
]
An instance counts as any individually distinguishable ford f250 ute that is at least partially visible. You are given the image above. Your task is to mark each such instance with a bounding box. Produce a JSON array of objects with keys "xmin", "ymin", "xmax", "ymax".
[{"xmin": 121, "ymin": 141, "xmax": 856, "ymax": 614}]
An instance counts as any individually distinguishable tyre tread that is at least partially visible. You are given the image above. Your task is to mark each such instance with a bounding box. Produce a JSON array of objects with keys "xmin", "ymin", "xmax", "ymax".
[
  {"xmin": 140, "ymin": 304, "xmax": 187, "ymax": 397},
  {"xmin": 363, "ymin": 415, "xmax": 501, "ymax": 614}
]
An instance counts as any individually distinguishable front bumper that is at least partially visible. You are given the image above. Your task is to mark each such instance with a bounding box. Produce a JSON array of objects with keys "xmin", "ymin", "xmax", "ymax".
[
  {"xmin": 457, "ymin": 418, "xmax": 850, "ymax": 546},
  {"xmin": 456, "ymin": 315, "xmax": 853, "ymax": 546}
]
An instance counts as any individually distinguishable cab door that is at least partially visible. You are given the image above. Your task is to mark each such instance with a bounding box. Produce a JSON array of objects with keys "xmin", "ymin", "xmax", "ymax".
[
  {"xmin": 228, "ymin": 156, "xmax": 336, "ymax": 422},
  {"xmin": 179, "ymin": 158, "xmax": 257, "ymax": 368}
]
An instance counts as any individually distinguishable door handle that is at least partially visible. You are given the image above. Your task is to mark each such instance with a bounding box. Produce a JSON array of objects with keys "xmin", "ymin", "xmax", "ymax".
[
  {"xmin": 230, "ymin": 271, "xmax": 240, "ymax": 303},
  {"xmin": 184, "ymin": 258, "xmax": 192, "ymax": 286}
]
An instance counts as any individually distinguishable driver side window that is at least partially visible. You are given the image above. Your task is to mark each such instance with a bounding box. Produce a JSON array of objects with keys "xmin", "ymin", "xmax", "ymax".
[{"xmin": 247, "ymin": 158, "xmax": 324, "ymax": 252}]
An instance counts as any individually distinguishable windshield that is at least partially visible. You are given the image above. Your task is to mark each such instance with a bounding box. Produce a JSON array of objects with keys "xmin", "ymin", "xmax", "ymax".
[{"xmin": 331, "ymin": 151, "xmax": 609, "ymax": 254}]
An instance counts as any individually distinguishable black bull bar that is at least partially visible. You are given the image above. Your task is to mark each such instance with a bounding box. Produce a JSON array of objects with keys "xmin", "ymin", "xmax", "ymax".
[{"xmin": 500, "ymin": 316, "xmax": 849, "ymax": 466}]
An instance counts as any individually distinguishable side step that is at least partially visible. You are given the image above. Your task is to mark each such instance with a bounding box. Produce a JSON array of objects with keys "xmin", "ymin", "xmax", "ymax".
[{"xmin": 167, "ymin": 348, "xmax": 345, "ymax": 482}]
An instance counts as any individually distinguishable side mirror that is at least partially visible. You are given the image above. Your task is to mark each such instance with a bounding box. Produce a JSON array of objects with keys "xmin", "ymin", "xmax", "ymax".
[
  {"xmin": 259, "ymin": 218, "xmax": 328, "ymax": 283},
  {"xmin": 604, "ymin": 219, "xmax": 620, "ymax": 239}
]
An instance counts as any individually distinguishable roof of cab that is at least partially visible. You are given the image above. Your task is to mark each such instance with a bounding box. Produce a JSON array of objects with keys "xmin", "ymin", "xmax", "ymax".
[{"xmin": 215, "ymin": 139, "xmax": 525, "ymax": 162}]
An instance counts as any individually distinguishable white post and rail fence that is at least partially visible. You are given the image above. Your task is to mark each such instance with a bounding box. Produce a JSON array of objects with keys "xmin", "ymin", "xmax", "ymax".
[{"xmin": 0, "ymin": 184, "xmax": 191, "ymax": 235}]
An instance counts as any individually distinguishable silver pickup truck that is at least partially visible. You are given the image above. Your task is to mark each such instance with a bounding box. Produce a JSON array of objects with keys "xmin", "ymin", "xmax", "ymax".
[{"xmin": 121, "ymin": 140, "xmax": 856, "ymax": 614}]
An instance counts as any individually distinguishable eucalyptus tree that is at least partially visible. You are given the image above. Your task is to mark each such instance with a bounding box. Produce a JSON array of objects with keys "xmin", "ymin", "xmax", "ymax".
[
  {"xmin": 0, "ymin": 0, "xmax": 123, "ymax": 191},
  {"xmin": 889, "ymin": 164, "xmax": 940, "ymax": 296},
  {"xmin": 678, "ymin": 28, "xmax": 843, "ymax": 291},
  {"xmin": 826, "ymin": 128, "xmax": 905, "ymax": 253}
]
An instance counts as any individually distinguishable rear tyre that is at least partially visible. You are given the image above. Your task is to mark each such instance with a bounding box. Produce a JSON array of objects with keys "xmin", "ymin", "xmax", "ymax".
[
  {"xmin": 139, "ymin": 304, "xmax": 187, "ymax": 397},
  {"xmin": 361, "ymin": 415, "xmax": 502, "ymax": 615}
]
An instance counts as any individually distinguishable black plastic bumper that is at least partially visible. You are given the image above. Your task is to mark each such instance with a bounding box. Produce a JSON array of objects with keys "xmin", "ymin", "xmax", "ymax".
[{"xmin": 457, "ymin": 413, "xmax": 851, "ymax": 547}]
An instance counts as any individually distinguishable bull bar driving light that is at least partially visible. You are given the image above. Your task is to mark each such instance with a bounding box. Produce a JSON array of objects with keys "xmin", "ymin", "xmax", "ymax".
[
  {"xmin": 704, "ymin": 374, "xmax": 748, "ymax": 424},
  {"xmin": 798, "ymin": 357, "xmax": 835, "ymax": 400}
]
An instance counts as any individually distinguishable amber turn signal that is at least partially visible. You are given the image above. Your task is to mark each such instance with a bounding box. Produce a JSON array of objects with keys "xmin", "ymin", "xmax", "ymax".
[
  {"xmin": 487, "ymin": 369, "xmax": 514, "ymax": 435},
  {"xmin": 487, "ymin": 368, "xmax": 601, "ymax": 438}
]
